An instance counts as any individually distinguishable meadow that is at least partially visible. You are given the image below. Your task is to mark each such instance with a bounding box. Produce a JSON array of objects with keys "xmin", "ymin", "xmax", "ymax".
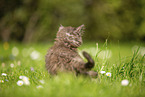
[{"xmin": 0, "ymin": 41, "xmax": 145, "ymax": 97}]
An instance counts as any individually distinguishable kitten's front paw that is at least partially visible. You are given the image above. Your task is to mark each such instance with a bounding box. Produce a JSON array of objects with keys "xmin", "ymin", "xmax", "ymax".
[{"xmin": 87, "ymin": 71, "xmax": 98, "ymax": 78}]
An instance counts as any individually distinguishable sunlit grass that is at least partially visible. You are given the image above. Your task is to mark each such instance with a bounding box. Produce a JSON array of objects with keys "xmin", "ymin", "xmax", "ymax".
[{"xmin": 0, "ymin": 42, "xmax": 145, "ymax": 97}]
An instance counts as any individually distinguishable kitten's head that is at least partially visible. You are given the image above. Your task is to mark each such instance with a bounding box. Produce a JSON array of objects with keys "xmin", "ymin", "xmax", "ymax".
[{"xmin": 56, "ymin": 24, "xmax": 84, "ymax": 48}]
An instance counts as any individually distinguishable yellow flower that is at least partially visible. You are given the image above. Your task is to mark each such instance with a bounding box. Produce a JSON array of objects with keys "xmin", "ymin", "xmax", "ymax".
[
  {"xmin": 0, "ymin": 80, "xmax": 4, "ymax": 83},
  {"xmin": 3, "ymin": 42, "xmax": 9, "ymax": 50}
]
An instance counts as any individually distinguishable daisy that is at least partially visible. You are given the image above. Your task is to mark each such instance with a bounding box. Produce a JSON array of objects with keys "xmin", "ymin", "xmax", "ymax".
[
  {"xmin": 0, "ymin": 80, "xmax": 4, "ymax": 83},
  {"xmin": 121, "ymin": 79, "xmax": 129, "ymax": 86},
  {"xmin": 2, "ymin": 73, "xmax": 7, "ymax": 76},
  {"xmin": 100, "ymin": 71, "xmax": 106, "ymax": 74},
  {"xmin": 19, "ymin": 76, "xmax": 30, "ymax": 85},
  {"xmin": 17, "ymin": 80, "xmax": 24, "ymax": 86},
  {"xmin": 106, "ymin": 72, "xmax": 111, "ymax": 77}
]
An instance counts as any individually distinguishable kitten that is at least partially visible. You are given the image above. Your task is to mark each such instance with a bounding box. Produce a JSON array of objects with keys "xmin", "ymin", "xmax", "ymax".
[{"xmin": 45, "ymin": 24, "xmax": 97, "ymax": 77}]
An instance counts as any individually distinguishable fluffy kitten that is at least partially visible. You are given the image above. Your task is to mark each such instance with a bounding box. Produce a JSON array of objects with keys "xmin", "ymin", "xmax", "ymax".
[{"xmin": 45, "ymin": 24, "xmax": 97, "ymax": 77}]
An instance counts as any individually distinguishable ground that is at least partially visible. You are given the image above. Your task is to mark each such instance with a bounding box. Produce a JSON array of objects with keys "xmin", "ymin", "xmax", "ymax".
[{"xmin": 0, "ymin": 41, "xmax": 145, "ymax": 97}]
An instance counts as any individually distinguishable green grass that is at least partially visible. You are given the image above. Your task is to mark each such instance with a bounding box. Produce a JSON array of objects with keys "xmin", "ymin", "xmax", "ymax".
[{"xmin": 0, "ymin": 41, "xmax": 145, "ymax": 97}]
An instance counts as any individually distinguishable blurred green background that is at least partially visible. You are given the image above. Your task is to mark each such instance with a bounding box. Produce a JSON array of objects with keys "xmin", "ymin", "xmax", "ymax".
[{"xmin": 0, "ymin": 0, "xmax": 145, "ymax": 43}]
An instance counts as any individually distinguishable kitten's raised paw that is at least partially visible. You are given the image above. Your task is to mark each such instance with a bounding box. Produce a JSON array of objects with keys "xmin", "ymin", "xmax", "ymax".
[{"xmin": 82, "ymin": 51, "xmax": 94, "ymax": 69}]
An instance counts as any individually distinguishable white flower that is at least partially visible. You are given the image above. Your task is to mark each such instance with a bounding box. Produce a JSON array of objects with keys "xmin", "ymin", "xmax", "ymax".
[
  {"xmin": 100, "ymin": 71, "xmax": 106, "ymax": 74},
  {"xmin": 121, "ymin": 79, "xmax": 129, "ymax": 86},
  {"xmin": 36, "ymin": 85, "xmax": 43, "ymax": 89},
  {"xmin": 2, "ymin": 73, "xmax": 7, "ymax": 76},
  {"xmin": 10, "ymin": 63, "xmax": 14, "ymax": 68},
  {"xmin": 19, "ymin": 76, "xmax": 30, "ymax": 85},
  {"xmin": 12, "ymin": 47, "xmax": 19, "ymax": 56},
  {"xmin": 17, "ymin": 80, "xmax": 24, "ymax": 86},
  {"xmin": 39, "ymin": 80, "xmax": 45, "ymax": 84},
  {"xmin": 106, "ymin": 72, "xmax": 111, "ymax": 77},
  {"xmin": 30, "ymin": 50, "xmax": 40, "ymax": 60},
  {"xmin": 0, "ymin": 80, "xmax": 4, "ymax": 83}
]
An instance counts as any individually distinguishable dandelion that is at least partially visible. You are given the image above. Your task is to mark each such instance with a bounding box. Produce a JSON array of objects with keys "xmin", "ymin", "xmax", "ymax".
[
  {"xmin": 2, "ymin": 73, "xmax": 7, "ymax": 76},
  {"xmin": 121, "ymin": 79, "xmax": 129, "ymax": 86},
  {"xmin": 10, "ymin": 63, "xmax": 14, "ymax": 68},
  {"xmin": 106, "ymin": 72, "xmax": 111, "ymax": 77},
  {"xmin": 30, "ymin": 50, "xmax": 40, "ymax": 60},
  {"xmin": 3, "ymin": 42, "xmax": 9, "ymax": 50},
  {"xmin": 39, "ymin": 80, "xmax": 45, "ymax": 84},
  {"xmin": 12, "ymin": 47, "xmax": 19, "ymax": 56},
  {"xmin": 19, "ymin": 76, "xmax": 30, "ymax": 85},
  {"xmin": 100, "ymin": 71, "xmax": 106, "ymax": 74},
  {"xmin": 17, "ymin": 80, "xmax": 24, "ymax": 86},
  {"xmin": 36, "ymin": 85, "xmax": 43, "ymax": 89}
]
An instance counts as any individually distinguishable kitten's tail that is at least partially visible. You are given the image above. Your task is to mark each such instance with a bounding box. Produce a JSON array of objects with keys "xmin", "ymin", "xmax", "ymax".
[{"xmin": 82, "ymin": 51, "xmax": 94, "ymax": 69}]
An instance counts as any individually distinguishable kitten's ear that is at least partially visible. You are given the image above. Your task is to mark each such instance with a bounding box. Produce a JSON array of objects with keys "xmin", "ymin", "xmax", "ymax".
[
  {"xmin": 78, "ymin": 24, "xmax": 84, "ymax": 29},
  {"xmin": 58, "ymin": 24, "xmax": 64, "ymax": 32},
  {"xmin": 75, "ymin": 24, "xmax": 84, "ymax": 33}
]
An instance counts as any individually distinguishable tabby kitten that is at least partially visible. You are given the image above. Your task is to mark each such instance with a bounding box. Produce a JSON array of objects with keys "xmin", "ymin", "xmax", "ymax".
[{"xmin": 45, "ymin": 25, "xmax": 97, "ymax": 77}]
